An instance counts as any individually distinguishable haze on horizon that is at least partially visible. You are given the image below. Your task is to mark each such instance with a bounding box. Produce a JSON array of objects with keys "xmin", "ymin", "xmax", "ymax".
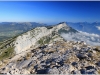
[{"xmin": 0, "ymin": 1, "xmax": 100, "ymax": 24}]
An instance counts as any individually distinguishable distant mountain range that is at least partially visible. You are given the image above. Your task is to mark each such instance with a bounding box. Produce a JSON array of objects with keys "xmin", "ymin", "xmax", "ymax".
[
  {"xmin": 66, "ymin": 22, "xmax": 100, "ymax": 35},
  {"xmin": 0, "ymin": 22, "xmax": 47, "ymax": 32},
  {"xmin": 0, "ymin": 21, "xmax": 100, "ymax": 44},
  {"xmin": 0, "ymin": 22, "xmax": 48, "ymax": 42}
]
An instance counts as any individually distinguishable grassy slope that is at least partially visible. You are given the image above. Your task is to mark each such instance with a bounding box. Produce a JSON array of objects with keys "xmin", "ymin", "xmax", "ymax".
[{"xmin": 0, "ymin": 47, "xmax": 15, "ymax": 61}]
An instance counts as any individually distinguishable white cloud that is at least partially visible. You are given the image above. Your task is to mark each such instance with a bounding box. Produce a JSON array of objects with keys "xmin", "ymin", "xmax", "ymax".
[
  {"xmin": 96, "ymin": 26, "xmax": 100, "ymax": 30},
  {"xmin": 60, "ymin": 31, "xmax": 100, "ymax": 46}
]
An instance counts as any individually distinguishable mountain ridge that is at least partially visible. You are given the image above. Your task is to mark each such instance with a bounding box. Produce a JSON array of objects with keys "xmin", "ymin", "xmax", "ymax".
[
  {"xmin": 0, "ymin": 22, "xmax": 75, "ymax": 58},
  {"xmin": 0, "ymin": 22, "xmax": 100, "ymax": 74}
]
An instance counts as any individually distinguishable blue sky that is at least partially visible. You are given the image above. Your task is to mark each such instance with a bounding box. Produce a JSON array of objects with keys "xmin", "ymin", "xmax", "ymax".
[{"xmin": 0, "ymin": 1, "xmax": 100, "ymax": 24}]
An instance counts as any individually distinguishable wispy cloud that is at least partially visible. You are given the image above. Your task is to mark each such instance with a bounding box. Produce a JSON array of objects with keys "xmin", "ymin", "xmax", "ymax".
[
  {"xmin": 96, "ymin": 26, "xmax": 100, "ymax": 30},
  {"xmin": 61, "ymin": 31, "xmax": 100, "ymax": 46}
]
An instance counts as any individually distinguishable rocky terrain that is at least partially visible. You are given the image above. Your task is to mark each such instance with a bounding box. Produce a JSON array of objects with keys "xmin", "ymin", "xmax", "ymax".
[
  {"xmin": 0, "ymin": 22, "xmax": 100, "ymax": 74},
  {"xmin": 0, "ymin": 40, "xmax": 100, "ymax": 74}
]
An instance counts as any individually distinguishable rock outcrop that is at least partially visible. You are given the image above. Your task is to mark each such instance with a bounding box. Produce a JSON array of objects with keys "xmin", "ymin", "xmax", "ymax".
[{"xmin": 14, "ymin": 22, "xmax": 67, "ymax": 54}]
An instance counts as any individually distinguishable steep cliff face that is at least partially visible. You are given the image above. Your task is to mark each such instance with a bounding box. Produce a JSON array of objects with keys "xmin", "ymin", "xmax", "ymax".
[{"xmin": 14, "ymin": 22, "xmax": 70, "ymax": 54}]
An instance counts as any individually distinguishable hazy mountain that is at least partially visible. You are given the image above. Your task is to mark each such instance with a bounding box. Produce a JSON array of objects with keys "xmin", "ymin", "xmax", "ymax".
[
  {"xmin": 66, "ymin": 22, "xmax": 100, "ymax": 35},
  {"xmin": 0, "ymin": 22, "xmax": 48, "ymax": 42}
]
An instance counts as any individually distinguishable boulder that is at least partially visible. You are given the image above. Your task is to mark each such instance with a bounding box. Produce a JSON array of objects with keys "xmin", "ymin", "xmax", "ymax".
[
  {"xmin": 96, "ymin": 61, "xmax": 100, "ymax": 67},
  {"xmin": 93, "ymin": 46, "xmax": 100, "ymax": 52},
  {"xmin": 77, "ymin": 53, "xmax": 87, "ymax": 60}
]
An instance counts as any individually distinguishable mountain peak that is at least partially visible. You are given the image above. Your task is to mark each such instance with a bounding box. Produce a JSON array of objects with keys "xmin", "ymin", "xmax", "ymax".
[
  {"xmin": 54, "ymin": 22, "xmax": 68, "ymax": 29},
  {"xmin": 57, "ymin": 22, "xmax": 67, "ymax": 26}
]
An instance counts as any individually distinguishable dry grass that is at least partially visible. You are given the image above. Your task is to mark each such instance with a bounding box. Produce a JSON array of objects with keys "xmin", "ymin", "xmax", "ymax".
[
  {"xmin": 98, "ymin": 70, "xmax": 100, "ymax": 74},
  {"xmin": 92, "ymin": 50, "xmax": 100, "ymax": 61},
  {"xmin": 0, "ymin": 59, "xmax": 10, "ymax": 69},
  {"xmin": 64, "ymin": 55, "xmax": 79, "ymax": 64},
  {"xmin": 25, "ymin": 52, "xmax": 32, "ymax": 60},
  {"xmin": 17, "ymin": 57, "xmax": 23, "ymax": 62},
  {"xmin": 94, "ymin": 46, "xmax": 100, "ymax": 52}
]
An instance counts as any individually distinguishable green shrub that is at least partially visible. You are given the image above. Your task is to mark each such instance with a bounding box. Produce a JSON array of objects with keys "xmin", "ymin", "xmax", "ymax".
[
  {"xmin": 38, "ymin": 36, "xmax": 51, "ymax": 46},
  {"xmin": 0, "ymin": 47, "xmax": 15, "ymax": 61}
]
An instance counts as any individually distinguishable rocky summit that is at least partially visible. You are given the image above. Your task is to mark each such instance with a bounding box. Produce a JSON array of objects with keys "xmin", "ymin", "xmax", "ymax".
[{"xmin": 0, "ymin": 22, "xmax": 100, "ymax": 74}]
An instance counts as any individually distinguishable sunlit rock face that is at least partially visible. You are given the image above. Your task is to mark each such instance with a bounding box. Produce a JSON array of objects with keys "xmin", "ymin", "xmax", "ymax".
[{"xmin": 14, "ymin": 22, "xmax": 68, "ymax": 54}]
